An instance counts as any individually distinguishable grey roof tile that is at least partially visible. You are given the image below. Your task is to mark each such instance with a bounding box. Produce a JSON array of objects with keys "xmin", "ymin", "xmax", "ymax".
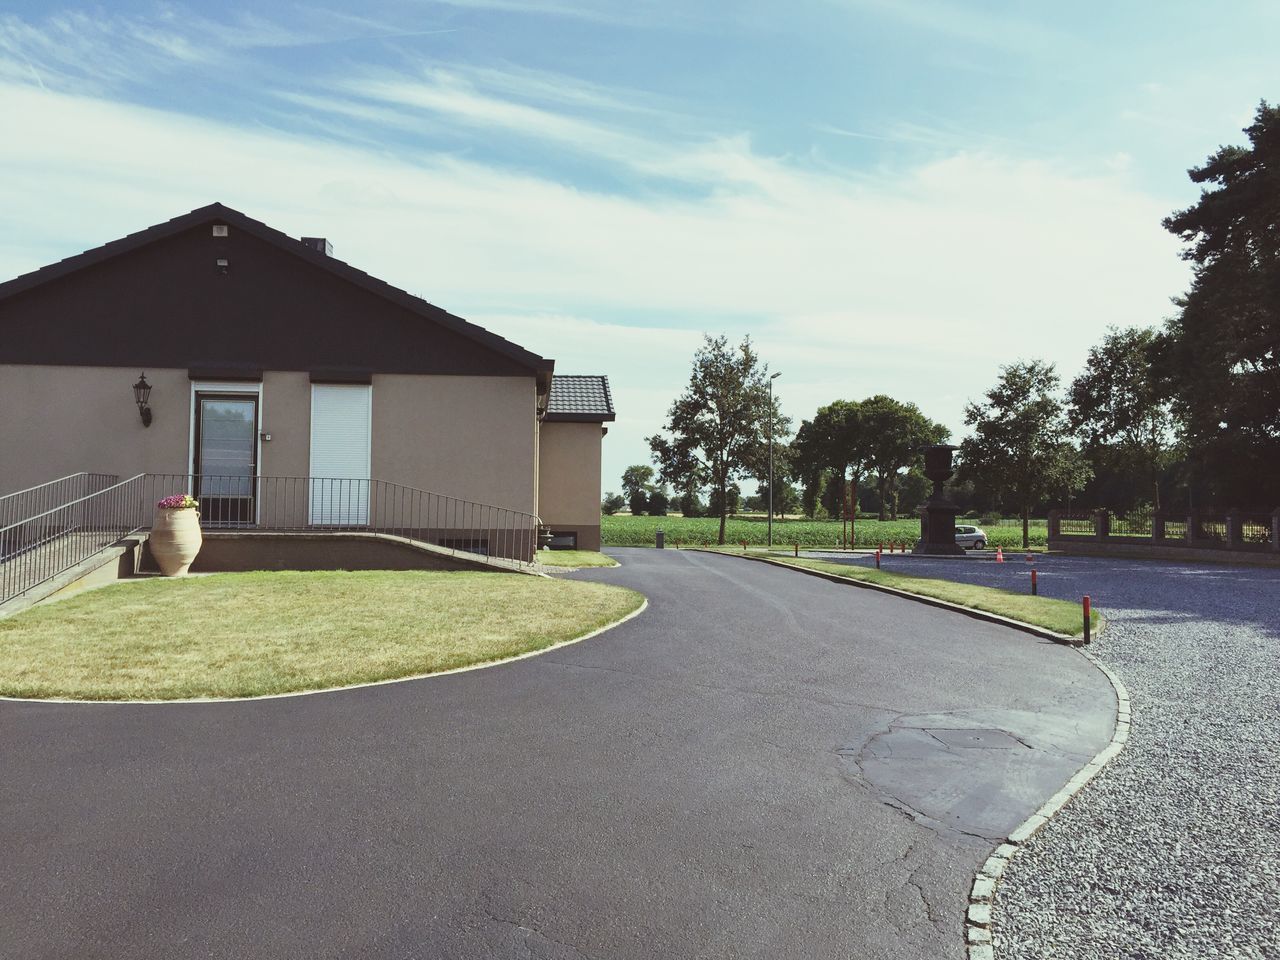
[{"xmin": 546, "ymin": 375, "xmax": 615, "ymax": 421}]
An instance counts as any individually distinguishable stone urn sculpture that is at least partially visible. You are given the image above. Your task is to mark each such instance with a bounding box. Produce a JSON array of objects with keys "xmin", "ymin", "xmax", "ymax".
[
  {"xmin": 914, "ymin": 445, "xmax": 966, "ymax": 555},
  {"xmin": 151, "ymin": 494, "xmax": 203, "ymax": 576}
]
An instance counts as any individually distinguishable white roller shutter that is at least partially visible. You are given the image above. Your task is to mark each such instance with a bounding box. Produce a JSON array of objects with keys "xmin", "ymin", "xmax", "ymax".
[{"xmin": 309, "ymin": 384, "xmax": 372, "ymax": 525}]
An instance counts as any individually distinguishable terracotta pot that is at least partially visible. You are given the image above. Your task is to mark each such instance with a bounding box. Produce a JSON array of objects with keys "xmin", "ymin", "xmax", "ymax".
[{"xmin": 151, "ymin": 508, "xmax": 203, "ymax": 576}]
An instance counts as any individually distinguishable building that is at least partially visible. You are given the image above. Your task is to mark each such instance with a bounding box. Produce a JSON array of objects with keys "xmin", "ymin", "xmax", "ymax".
[{"xmin": 0, "ymin": 203, "xmax": 613, "ymax": 554}]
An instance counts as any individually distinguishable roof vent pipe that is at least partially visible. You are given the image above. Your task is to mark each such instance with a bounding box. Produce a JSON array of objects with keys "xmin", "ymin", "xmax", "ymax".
[{"xmin": 301, "ymin": 237, "xmax": 333, "ymax": 257}]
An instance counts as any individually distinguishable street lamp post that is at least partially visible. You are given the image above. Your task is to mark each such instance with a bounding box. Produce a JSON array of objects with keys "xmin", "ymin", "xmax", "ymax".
[{"xmin": 768, "ymin": 371, "xmax": 781, "ymax": 548}]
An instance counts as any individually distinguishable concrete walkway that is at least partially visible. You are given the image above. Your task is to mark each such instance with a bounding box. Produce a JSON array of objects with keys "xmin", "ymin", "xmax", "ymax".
[{"xmin": 0, "ymin": 548, "xmax": 1114, "ymax": 959}]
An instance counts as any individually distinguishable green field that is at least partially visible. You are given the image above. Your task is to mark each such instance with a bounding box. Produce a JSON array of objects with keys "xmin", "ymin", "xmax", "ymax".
[{"xmin": 602, "ymin": 514, "xmax": 1048, "ymax": 549}]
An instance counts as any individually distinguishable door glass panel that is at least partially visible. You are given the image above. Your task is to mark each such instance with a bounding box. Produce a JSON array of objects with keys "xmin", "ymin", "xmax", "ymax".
[{"xmin": 197, "ymin": 395, "xmax": 256, "ymax": 525}]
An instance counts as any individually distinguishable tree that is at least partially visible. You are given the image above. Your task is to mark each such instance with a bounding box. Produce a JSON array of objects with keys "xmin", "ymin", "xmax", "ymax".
[
  {"xmin": 752, "ymin": 481, "xmax": 800, "ymax": 517},
  {"xmin": 861, "ymin": 395, "xmax": 950, "ymax": 520},
  {"xmin": 959, "ymin": 361, "xmax": 1091, "ymax": 547},
  {"xmin": 621, "ymin": 464, "xmax": 654, "ymax": 515},
  {"xmin": 678, "ymin": 483, "xmax": 705, "ymax": 517},
  {"xmin": 1159, "ymin": 101, "xmax": 1280, "ymax": 506},
  {"xmin": 648, "ymin": 335, "xmax": 788, "ymax": 544},
  {"xmin": 601, "ymin": 492, "xmax": 625, "ymax": 515},
  {"xmin": 1068, "ymin": 326, "xmax": 1176, "ymax": 511},
  {"xmin": 707, "ymin": 482, "xmax": 742, "ymax": 518},
  {"xmin": 752, "ymin": 441, "xmax": 796, "ymax": 519},
  {"xmin": 791, "ymin": 400, "xmax": 872, "ymax": 520},
  {"xmin": 647, "ymin": 487, "xmax": 671, "ymax": 516}
]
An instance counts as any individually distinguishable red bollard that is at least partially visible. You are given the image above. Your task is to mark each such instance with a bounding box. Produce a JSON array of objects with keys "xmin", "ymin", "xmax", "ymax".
[
  {"xmin": 741, "ymin": 540, "xmax": 748, "ymax": 553},
  {"xmin": 794, "ymin": 543, "xmax": 799, "ymax": 557},
  {"xmin": 878, "ymin": 541, "xmax": 884, "ymax": 553},
  {"xmin": 1083, "ymin": 595, "xmax": 1092, "ymax": 644},
  {"xmin": 1031, "ymin": 568, "xmax": 1038, "ymax": 595},
  {"xmin": 875, "ymin": 549, "xmax": 881, "ymax": 569}
]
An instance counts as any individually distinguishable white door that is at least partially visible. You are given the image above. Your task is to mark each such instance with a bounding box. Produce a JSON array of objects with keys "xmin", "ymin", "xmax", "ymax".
[{"xmin": 309, "ymin": 384, "xmax": 372, "ymax": 525}]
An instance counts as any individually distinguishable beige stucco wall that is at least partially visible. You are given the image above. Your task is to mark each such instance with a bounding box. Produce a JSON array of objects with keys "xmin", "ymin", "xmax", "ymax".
[
  {"xmin": 0, "ymin": 367, "xmax": 541, "ymax": 519},
  {"xmin": 538, "ymin": 421, "xmax": 603, "ymax": 527},
  {"xmin": 0, "ymin": 364, "xmax": 192, "ymax": 490},
  {"xmin": 259, "ymin": 371, "xmax": 311, "ymax": 478},
  {"xmin": 371, "ymin": 374, "xmax": 538, "ymax": 514},
  {"xmin": 0, "ymin": 365, "xmax": 318, "ymax": 494}
]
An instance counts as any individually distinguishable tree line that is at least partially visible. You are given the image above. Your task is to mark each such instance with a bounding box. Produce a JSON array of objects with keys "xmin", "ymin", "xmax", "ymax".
[{"xmin": 605, "ymin": 101, "xmax": 1280, "ymax": 545}]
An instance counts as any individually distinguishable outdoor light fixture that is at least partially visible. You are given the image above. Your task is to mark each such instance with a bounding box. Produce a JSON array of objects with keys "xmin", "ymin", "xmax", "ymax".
[{"xmin": 133, "ymin": 372, "xmax": 153, "ymax": 427}]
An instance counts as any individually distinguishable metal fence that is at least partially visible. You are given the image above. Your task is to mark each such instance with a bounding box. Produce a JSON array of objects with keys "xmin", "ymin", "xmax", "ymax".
[
  {"xmin": 1048, "ymin": 507, "xmax": 1276, "ymax": 552},
  {"xmin": 1057, "ymin": 512, "xmax": 1096, "ymax": 537},
  {"xmin": 1242, "ymin": 514, "xmax": 1273, "ymax": 545},
  {"xmin": 0, "ymin": 473, "xmax": 543, "ymax": 606},
  {"xmin": 1111, "ymin": 508, "xmax": 1154, "ymax": 538}
]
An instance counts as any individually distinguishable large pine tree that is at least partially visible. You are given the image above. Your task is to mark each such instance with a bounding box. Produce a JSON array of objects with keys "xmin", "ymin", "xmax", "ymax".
[{"xmin": 1160, "ymin": 101, "xmax": 1280, "ymax": 507}]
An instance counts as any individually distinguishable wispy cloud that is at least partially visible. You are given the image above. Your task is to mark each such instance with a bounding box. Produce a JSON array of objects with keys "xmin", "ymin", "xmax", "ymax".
[
  {"xmin": 0, "ymin": 11, "xmax": 211, "ymax": 90},
  {"xmin": 832, "ymin": 0, "xmax": 1061, "ymax": 52},
  {"xmin": 0, "ymin": 7, "xmax": 459, "ymax": 92}
]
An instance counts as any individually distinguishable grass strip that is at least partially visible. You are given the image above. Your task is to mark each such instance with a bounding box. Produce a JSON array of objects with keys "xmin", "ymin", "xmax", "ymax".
[
  {"xmin": 706, "ymin": 549, "xmax": 1097, "ymax": 638},
  {"xmin": 535, "ymin": 550, "xmax": 619, "ymax": 569},
  {"xmin": 0, "ymin": 570, "xmax": 643, "ymax": 701}
]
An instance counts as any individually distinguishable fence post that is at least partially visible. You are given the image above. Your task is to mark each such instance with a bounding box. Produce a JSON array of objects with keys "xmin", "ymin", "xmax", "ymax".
[
  {"xmin": 1151, "ymin": 513, "xmax": 1165, "ymax": 542},
  {"xmin": 1047, "ymin": 509, "xmax": 1061, "ymax": 541},
  {"xmin": 1187, "ymin": 509, "xmax": 1201, "ymax": 544},
  {"xmin": 1225, "ymin": 508, "xmax": 1241, "ymax": 548},
  {"xmin": 1272, "ymin": 508, "xmax": 1280, "ymax": 552},
  {"xmin": 1094, "ymin": 508, "xmax": 1110, "ymax": 541}
]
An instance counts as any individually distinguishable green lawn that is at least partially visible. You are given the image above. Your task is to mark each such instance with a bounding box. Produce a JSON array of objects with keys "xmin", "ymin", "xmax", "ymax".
[
  {"xmin": 0, "ymin": 570, "xmax": 644, "ymax": 701},
  {"xmin": 535, "ymin": 550, "xmax": 619, "ymax": 569},
  {"xmin": 710, "ymin": 549, "xmax": 1095, "ymax": 638},
  {"xmin": 603, "ymin": 514, "xmax": 1048, "ymax": 549}
]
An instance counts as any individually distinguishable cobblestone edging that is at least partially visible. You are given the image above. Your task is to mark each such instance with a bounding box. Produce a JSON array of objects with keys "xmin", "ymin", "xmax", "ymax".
[{"xmin": 963, "ymin": 648, "xmax": 1130, "ymax": 959}]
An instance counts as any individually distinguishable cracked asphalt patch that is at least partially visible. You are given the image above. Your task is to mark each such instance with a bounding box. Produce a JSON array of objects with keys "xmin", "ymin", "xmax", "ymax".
[{"xmin": 0, "ymin": 548, "xmax": 1113, "ymax": 960}]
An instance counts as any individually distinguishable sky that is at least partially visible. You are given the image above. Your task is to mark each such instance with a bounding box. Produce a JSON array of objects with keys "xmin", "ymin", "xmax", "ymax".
[{"xmin": 1, "ymin": 1, "xmax": 1277, "ymax": 496}]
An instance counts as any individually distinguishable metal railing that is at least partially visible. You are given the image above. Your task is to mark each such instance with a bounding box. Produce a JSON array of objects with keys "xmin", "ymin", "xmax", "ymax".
[
  {"xmin": 140, "ymin": 474, "xmax": 542, "ymax": 564},
  {"xmin": 1, "ymin": 474, "xmax": 543, "ymax": 606},
  {"xmin": 0, "ymin": 474, "xmax": 146, "ymax": 604},
  {"xmin": 0, "ymin": 473, "xmax": 118, "ymax": 557}
]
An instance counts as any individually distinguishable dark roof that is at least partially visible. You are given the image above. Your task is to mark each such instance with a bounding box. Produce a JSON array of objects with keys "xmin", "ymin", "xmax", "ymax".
[
  {"xmin": 0, "ymin": 202, "xmax": 554, "ymax": 389},
  {"xmin": 545, "ymin": 375, "xmax": 615, "ymax": 422}
]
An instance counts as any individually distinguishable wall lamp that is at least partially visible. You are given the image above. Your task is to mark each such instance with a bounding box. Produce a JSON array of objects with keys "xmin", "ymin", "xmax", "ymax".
[{"xmin": 133, "ymin": 372, "xmax": 153, "ymax": 427}]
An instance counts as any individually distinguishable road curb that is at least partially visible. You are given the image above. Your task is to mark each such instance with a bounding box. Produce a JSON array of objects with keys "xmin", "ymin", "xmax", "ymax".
[
  {"xmin": 964, "ymin": 649, "xmax": 1130, "ymax": 957},
  {"xmin": 692, "ymin": 549, "xmax": 1091, "ymax": 647}
]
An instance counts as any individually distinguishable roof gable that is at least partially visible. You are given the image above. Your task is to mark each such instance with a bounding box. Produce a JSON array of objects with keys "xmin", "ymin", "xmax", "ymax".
[{"xmin": 0, "ymin": 203, "xmax": 553, "ymax": 386}]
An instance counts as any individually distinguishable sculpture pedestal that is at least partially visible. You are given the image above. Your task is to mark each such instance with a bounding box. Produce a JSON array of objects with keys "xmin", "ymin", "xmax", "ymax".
[{"xmin": 914, "ymin": 500, "xmax": 966, "ymax": 555}]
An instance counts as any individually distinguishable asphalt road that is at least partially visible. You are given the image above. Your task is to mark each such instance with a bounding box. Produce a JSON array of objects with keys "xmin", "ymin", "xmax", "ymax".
[{"xmin": 1, "ymin": 548, "xmax": 1115, "ymax": 960}]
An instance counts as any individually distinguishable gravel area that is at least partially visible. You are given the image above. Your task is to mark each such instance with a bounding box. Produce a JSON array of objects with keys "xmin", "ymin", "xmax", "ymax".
[{"xmin": 806, "ymin": 551, "xmax": 1280, "ymax": 959}]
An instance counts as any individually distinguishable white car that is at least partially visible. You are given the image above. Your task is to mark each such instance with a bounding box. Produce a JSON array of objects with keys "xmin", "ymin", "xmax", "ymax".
[{"xmin": 955, "ymin": 525, "xmax": 987, "ymax": 550}]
